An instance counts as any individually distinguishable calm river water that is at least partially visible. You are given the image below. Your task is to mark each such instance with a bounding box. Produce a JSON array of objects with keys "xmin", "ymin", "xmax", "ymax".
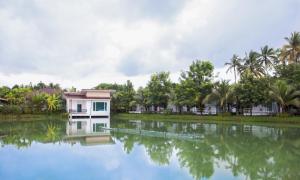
[{"xmin": 0, "ymin": 117, "xmax": 300, "ymax": 180}]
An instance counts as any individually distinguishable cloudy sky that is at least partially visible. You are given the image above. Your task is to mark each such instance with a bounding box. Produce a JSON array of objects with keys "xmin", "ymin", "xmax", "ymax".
[{"xmin": 0, "ymin": 0, "xmax": 299, "ymax": 89}]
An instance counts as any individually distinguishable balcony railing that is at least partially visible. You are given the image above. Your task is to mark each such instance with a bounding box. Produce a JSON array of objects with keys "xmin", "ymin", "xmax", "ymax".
[{"xmin": 69, "ymin": 109, "xmax": 88, "ymax": 114}]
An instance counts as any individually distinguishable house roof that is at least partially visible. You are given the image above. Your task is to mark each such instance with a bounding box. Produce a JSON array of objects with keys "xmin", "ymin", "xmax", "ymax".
[{"xmin": 63, "ymin": 89, "xmax": 113, "ymax": 99}]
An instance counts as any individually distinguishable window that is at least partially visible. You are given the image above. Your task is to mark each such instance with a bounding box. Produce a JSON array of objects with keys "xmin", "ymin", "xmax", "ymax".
[
  {"xmin": 93, "ymin": 123, "xmax": 107, "ymax": 132},
  {"xmin": 77, "ymin": 104, "xmax": 82, "ymax": 112},
  {"xmin": 77, "ymin": 121, "xmax": 82, "ymax": 129},
  {"xmin": 93, "ymin": 102, "xmax": 107, "ymax": 111}
]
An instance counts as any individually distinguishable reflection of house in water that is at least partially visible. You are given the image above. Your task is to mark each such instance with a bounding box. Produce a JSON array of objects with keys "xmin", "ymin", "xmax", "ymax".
[{"xmin": 65, "ymin": 118, "xmax": 114, "ymax": 146}]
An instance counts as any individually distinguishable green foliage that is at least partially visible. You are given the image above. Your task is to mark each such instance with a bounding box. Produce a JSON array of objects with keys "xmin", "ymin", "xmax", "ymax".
[
  {"xmin": 0, "ymin": 105, "xmax": 22, "ymax": 114},
  {"xmin": 269, "ymin": 80, "xmax": 300, "ymax": 112},
  {"xmin": 234, "ymin": 72, "xmax": 270, "ymax": 111},
  {"xmin": 274, "ymin": 63, "xmax": 300, "ymax": 89},
  {"xmin": 258, "ymin": 45, "xmax": 278, "ymax": 74},
  {"xmin": 225, "ymin": 54, "xmax": 242, "ymax": 83},
  {"xmin": 147, "ymin": 72, "xmax": 172, "ymax": 110},
  {"xmin": 95, "ymin": 80, "xmax": 135, "ymax": 112},
  {"xmin": 204, "ymin": 80, "xmax": 233, "ymax": 112},
  {"xmin": 241, "ymin": 51, "xmax": 266, "ymax": 77},
  {"xmin": 46, "ymin": 94, "xmax": 61, "ymax": 112},
  {"xmin": 280, "ymin": 31, "xmax": 300, "ymax": 64},
  {"xmin": 0, "ymin": 82, "xmax": 64, "ymax": 114},
  {"xmin": 180, "ymin": 60, "xmax": 214, "ymax": 111}
]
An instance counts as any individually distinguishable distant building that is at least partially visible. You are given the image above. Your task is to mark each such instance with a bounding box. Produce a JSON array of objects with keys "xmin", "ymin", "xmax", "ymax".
[{"xmin": 64, "ymin": 89, "xmax": 113, "ymax": 118}]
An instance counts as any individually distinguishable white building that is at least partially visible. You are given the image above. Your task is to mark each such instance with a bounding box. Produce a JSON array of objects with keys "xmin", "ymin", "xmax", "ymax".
[{"xmin": 64, "ymin": 89, "xmax": 112, "ymax": 118}]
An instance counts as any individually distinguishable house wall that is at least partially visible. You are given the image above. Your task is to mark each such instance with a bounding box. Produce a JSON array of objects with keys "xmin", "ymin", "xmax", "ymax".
[
  {"xmin": 66, "ymin": 98, "xmax": 110, "ymax": 117},
  {"xmin": 243, "ymin": 105, "xmax": 271, "ymax": 116}
]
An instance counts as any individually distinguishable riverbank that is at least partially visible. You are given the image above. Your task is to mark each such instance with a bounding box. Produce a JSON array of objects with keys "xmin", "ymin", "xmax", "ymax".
[
  {"xmin": 112, "ymin": 113, "xmax": 300, "ymax": 125},
  {"xmin": 0, "ymin": 113, "xmax": 68, "ymax": 122}
]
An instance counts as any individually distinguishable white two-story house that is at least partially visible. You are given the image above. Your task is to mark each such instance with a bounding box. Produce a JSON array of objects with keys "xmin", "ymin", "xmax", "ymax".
[{"xmin": 64, "ymin": 89, "xmax": 112, "ymax": 118}]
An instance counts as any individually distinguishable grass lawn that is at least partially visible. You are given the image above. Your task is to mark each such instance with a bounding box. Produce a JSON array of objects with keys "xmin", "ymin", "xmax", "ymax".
[
  {"xmin": 0, "ymin": 113, "xmax": 68, "ymax": 122},
  {"xmin": 112, "ymin": 113, "xmax": 300, "ymax": 125}
]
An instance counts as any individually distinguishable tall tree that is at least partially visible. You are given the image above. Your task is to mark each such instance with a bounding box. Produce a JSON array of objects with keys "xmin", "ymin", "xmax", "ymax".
[
  {"xmin": 122, "ymin": 80, "xmax": 136, "ymax": 111},
  {"xmin": 234, "ymin": 72, "xmax": 270, "ymax": 115},
  {"xmin": 147, "ymin": 72, "xmax": 172, "ymax": 111},
  {"xmin": 225, "ymin": 54, "xmax": 242, "ymax": 83},
  {"xmin": 258, "ymin": 45, "xmax": 277, "ymax": 75},
  {"xmin": 280, "ymin": 31, "xmax": 300, "ymax": 64},
  {"xmin": 242, "ymin": 51, "xmax": 265, "ymax": 77},
  {"xmin": 134, "ymin": 87, "xmax": 151, "ymax": 112},
  {"xmin": 180, "ymin": 60, "xmax": 214, "ymax": 113}
]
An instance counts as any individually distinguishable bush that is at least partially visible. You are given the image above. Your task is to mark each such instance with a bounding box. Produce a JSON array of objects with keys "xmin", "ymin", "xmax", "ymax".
[
  {"xmin": 163, "ymin": 109, "xmax": 173, "ymax": 115},
  {"xmin": 0, "ymin": 105, "xmax": 22, "ymax": 114}
]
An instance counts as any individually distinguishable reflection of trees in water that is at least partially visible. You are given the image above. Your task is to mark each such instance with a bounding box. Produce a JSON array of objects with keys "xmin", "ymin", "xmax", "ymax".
[
  {"xmin": 175, "ymin": 139, "xmax": 214, "ymax": 179},
  {"xmin": 0, "ymin": 120, "xmax": 65, "ymax": 148},
  {"xmin": 113, "ymin": 122, "xmax": 300, "ymax": 180},
  {"xmin": 141, "ymin": 136, "xmax": 172, "ymax": 165},
  {"xmin": 45, "ymin": 123, "xmax": 62, "ymax": 142}
]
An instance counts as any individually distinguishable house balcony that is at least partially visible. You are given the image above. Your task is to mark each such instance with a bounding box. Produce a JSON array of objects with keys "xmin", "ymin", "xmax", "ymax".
[{"xmin": 69, "ymin": 109, "xmax": 88, "ymax": 114}]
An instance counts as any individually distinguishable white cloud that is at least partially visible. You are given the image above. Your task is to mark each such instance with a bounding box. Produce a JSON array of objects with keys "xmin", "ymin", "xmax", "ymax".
[{"xmin": 0, "ymin": 0, "xmax": 299, "ymax": 88}]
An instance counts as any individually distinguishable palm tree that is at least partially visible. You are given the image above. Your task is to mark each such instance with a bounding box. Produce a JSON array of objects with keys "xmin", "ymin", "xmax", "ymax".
[
  {"xmin": 269, "ymin": 80, "xmax": 300, "ymax": 113},
  {"xmin": 204, "ymin": 80, "xmax": 233, "ymax": 113},
  {"xmin": 280, "ymin": 32, "xmax": 300, "ymax": 64},
  {"xmin": 258, "ymin": 45, "xmax": 277, "ymax": 75},
  {"xmin": 242, "ymin": 51, "xmax": 265, "ymax": 77},
  {"xmin": 46, "ymin": 94, "xmax": 59, "ymax": 111},
  {"xmin": 225, "ymin": 54, "xmax": 242, "ymax": 83}
]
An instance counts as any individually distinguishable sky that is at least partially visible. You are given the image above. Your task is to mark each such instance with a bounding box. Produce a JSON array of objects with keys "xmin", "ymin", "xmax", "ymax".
[{"xmin": 0, "ymin": 0, "xmax": 299, "ymax": 89}]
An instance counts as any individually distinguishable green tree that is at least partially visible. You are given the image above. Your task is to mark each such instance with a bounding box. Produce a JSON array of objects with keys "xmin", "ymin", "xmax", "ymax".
[
  {"xmin": 0, "ymin": 86, "xmax": 10, "ymax": 97},
  {"xmin": 46, "ymin": 94, "xmax": 60, "ymax": 111},
  {"xmin": 180, "ymin": 60, "xmax": 214, "ymax": 113},
  {"xmin": 234, "ymin": 71, "xmax": 270, "ymax": 115},
  {"xmin": 225, "ymin": 54, "xmax": 242, "ymax": 83},
  {"xmin": 31, "ymin": 93, "xmax": 47, "ymax": 113},
  {"xmin": 204, "ymin": 80, "xmax": 233, "ymax": 113},
  {"xmin": 274, "ymin": 63, "xmax": 300, "ymax": 89},
  {"xmin": 280, "ymin": 31, "xmax": 300, "ymax": 64},
  {"xmin": 134, "ymin": 87, "xmax": 151, "ymax": 112},
  {"xmin": 258, "ymin": 45, "xmax": 277, "ymax": 75},
  {"xmin": 122, "ymin": 80, "xmax": 136, "ymax": 111},
  {"xmin": 242, "ymin": 51, "xmax": 265, "ymax": 77},
  {"xmin": 269, "ymin": 80, "xmax": 300, "ymax": 113},
  {"xmin": 95, "ymin": 81, "xmax": 135, "ymax": 112},
  {"xmin": 147, "ymin": 72, "xmax": 172, "ymax": 111}
]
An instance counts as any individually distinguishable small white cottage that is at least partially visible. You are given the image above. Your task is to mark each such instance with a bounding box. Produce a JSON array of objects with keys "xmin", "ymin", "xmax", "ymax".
[{"xmin": 64, "ymin": 89, "xmax": 113, "ymax": 118}]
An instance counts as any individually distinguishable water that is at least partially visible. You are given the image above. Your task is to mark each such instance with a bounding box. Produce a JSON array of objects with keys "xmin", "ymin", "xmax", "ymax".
[{"xmin": 0, "ymin": 118, "xmax": 300, "ymax": 180}]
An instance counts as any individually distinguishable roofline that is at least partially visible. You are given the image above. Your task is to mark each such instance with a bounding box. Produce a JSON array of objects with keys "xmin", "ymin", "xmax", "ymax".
[
  {"xmin": 64, "ymin": 96, "xmax": 111, "ymax": 100},
  {"xmin": 81, "ymin": 89, "xmax": 116, "ymax": 93}
]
